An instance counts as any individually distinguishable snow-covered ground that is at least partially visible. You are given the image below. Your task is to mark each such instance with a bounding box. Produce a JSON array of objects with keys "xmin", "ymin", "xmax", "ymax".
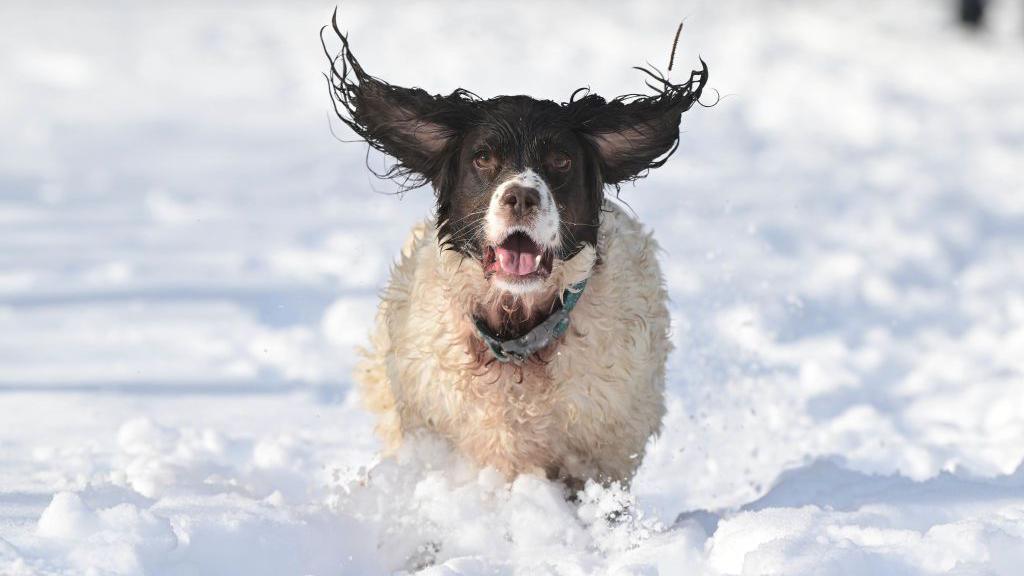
[{"xmin": 2, "ymin": 0, "xmax": 1024, "ymax": 573}]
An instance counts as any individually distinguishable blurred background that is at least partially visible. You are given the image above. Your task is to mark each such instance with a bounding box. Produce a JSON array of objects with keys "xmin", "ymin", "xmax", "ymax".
[{"xmin": 2, "ymin": 0, "xmax": 1023, "ymax": 574}]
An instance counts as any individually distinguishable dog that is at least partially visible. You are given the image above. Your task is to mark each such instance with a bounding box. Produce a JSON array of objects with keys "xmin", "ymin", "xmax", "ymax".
[{"xmin": 323, "ymin": 12, "xmax": 707, "ymax": 488}]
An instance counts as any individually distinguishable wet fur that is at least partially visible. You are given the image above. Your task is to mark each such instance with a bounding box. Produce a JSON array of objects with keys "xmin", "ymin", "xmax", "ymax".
[
  {"xmin": 355, "ymin": 203, "xmax": 671, "ymax": 484},
  {"xmin": 324, "ymin": 11, "xmax": 707, "ymax": 485}
]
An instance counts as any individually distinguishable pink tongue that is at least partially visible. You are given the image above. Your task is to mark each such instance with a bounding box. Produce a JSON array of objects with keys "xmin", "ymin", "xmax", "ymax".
[
  {"xmin": 495, "ymin": 233, "xmax": 543, "ymax": 276},
  {"xmin": 495, "ymin": 245, "xmax": 540, "ymax": 276},
  {"xmin": 493, "ymin": 245, "xmax": 540, "ymax": 274}
]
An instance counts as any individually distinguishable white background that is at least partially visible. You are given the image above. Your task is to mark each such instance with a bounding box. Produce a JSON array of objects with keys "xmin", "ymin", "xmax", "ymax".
[{"xmin": 1, "ymin": 0, "xmax": 1024, "ymax": 574}]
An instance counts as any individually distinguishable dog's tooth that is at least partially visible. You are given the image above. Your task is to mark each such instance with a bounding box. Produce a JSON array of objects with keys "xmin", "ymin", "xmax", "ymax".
[{"xmin": 534, "ymin": 254, "xmax": 542, "ymax": 269}]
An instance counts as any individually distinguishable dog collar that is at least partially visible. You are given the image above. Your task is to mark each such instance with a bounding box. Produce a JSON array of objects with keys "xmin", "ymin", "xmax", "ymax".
[{"xmin": 472, "ymin": 280, "xmax": 588, "ymax": 364}]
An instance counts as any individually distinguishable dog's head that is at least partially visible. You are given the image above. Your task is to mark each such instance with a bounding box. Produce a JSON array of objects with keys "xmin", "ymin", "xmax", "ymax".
[{"xmin": 324, "ymin": 14, "xmax": 707, "ymax": 295}]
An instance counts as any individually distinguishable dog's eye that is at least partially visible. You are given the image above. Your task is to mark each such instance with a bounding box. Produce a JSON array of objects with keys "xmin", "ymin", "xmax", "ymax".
[
  {"xmin": 473, "ymin": 150, "xmax": 495, "ymax": 170},
  {"xmin": 548, "ymin": 151, "xmax": 572, "ymax": 172}
]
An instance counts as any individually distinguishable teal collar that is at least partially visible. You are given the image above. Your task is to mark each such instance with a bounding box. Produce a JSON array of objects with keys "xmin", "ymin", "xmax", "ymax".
[{"xmin": 473, "ymin": 280, "xmax": 588, "ymax": 364}]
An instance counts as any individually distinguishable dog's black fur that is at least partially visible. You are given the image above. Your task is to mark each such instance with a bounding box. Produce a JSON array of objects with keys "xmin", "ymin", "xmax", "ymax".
[{"xmin": 321, "ymin": 10, "xmax": 708, "ymax": 265}]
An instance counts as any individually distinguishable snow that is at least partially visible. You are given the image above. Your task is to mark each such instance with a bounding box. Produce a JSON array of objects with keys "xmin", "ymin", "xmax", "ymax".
[{"xmin": 1, "ymin": 0, "xmax": 1024, "ymax": 574}]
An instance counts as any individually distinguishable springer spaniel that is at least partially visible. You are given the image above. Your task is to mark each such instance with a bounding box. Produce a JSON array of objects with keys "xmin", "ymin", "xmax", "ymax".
[{"xmin": 323, "ymin": 12, "xmax": 707, "ymax": 488}]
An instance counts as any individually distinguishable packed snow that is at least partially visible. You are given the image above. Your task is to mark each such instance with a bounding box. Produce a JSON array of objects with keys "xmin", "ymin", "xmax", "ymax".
[{"xmin": 2, "ymin": 0, "xmax": 1023, "ymax": 574}]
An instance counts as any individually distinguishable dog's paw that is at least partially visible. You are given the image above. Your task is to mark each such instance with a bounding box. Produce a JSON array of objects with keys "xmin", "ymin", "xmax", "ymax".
[{"xmin": 406, "ymin": 540, "xmax": 441, "ymax": 571}]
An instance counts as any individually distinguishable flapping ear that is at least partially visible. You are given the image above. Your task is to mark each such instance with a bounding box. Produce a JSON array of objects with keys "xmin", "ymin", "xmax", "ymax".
[
  {"xmin": 322, "ymin": 10, "xmax": 477, "ymax": 189},
  {"xmin": 571, "ymin": 61, "xmax": 709, "ymax": 186}
]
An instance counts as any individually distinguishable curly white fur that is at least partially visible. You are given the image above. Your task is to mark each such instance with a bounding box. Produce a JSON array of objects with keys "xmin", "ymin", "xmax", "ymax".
[{"xmin": 354, "ymin": 202, "xmax": 671, "ymax": 484}]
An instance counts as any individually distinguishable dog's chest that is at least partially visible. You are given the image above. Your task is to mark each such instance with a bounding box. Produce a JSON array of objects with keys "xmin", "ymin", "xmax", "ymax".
[{"xmin": 408, "ymin": 338, "xmax": 598, "ymax": 475}]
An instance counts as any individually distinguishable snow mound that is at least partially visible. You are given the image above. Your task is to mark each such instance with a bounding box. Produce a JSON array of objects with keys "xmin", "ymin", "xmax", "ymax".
[
  {"xmin": 328, "ymin": 434, "xmax": 692, "ymax": 574},
  {"xmin": 4, "ymin": 417, "xmax": 1024, "ymax": 575},
  {"xmin": 32, "ymin": 492, "xmax": 176, "ymax": 576}
]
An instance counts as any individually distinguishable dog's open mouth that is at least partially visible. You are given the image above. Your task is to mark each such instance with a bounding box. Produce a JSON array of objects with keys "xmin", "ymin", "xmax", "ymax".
[{"xmin": 483, "ymin": 231, "xmax": 554, "ymax": 280}]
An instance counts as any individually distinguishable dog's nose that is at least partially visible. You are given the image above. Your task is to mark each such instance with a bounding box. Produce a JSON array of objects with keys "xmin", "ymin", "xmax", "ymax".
[{"xmin": 500, "ymin": 185, "xmax": 540, "ymax": 216}]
